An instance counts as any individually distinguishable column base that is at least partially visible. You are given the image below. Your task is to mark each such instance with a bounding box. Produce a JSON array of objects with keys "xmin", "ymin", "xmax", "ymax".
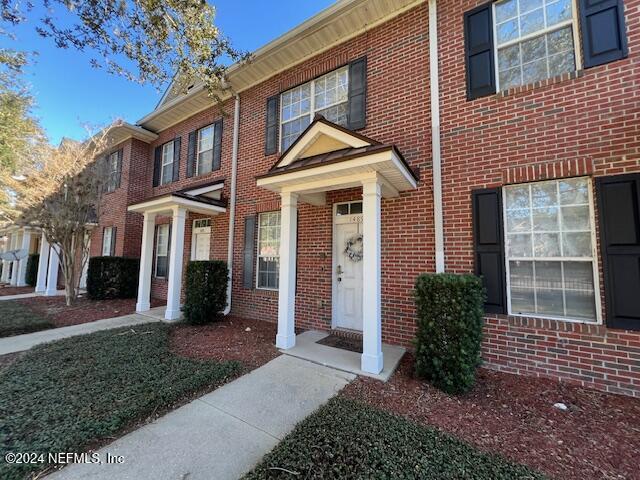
[
  {"xmin": 164, "ymin": 307, "xmax": 182, "ymax": 322},
  {"xmin": 35, "ymin": 287, "xmax": 46, "ymax": 293},
  {"xmin": 136, "ymin": 302, "xmax": 150, "ymax": 313},
  {"xmin": 44, "ymin": 289, "xmax": 58, "ymax": 297},
  {"xmin": 361, "ymin": 352, "xmax": 384, "ymax": 375},
  {"xmin": 276, "ymin": 334, "xmax": 296, "ymax": 350}
]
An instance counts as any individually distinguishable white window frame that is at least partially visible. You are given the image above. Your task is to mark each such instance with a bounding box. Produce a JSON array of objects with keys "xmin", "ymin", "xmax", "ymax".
[
  {"xmin": 102, "ymin": 227, "xmax": 114, "ymax": 256},
  {"xmin": 502, "ymin": 177, "xmax": 602, "ymax": 324},
  {"xmin": 195, "ymin": 124, "xmax": 215, "ymax": 176},
  {"xmin": 155, "ymin": 224, "xmax": 170, "ymax": 278},
  {"xmin": 279, "ymin": 66, "xmax": 349, "ymax": 152},
  {"xmin": 191, "ymin": 218, "xmax": 212, "ymax": 261},
  {"xmin": 492, "ymin": 0, "xmax": 582, "ymax": 92},
  {"xmin": 107, "ymin": 151, "xmax": 119, "ymax": 192},
  {"xmin": 160, "ymin": 141, "xmax": 174, "ymax": 186},
  {"xmin": 256, "ymin": 211, "xmax": 281, "ymax": 291}
]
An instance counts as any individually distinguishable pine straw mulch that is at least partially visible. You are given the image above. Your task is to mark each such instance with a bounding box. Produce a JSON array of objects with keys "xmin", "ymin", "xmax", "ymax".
[
  {"xmin": 0, "ymin": 285, "xmax": 34, "ymax": 296},
  {"xmin": 341, "ymin": 353, "xmax": 640, "ymax": 480},
  {"xmin": 169, "ymin": 316, "xmax": 280, "ymax": 371},
  {"xmin": 15, "ymin": 295, "xmax": 164, "ymax": 328}
]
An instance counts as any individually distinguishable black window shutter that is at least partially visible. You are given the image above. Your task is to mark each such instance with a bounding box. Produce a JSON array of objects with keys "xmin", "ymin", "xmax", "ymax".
[
  {"xmin": 243, "ymin": 215, "xmax": 257, "ymax": 289},
  {"xmin": 464, "ymin": 4, "xmax": 496, "ymax": 99},
  {"xmin": 153, "ymin": 146, "xmax": 162, "ymax": 187},
  {"xmin": 579, "ymin": 0, "xmax": 628, "ymax": 68},
  {"xmin": 596, "ymin": 174, "xmax": 640, "ymax": 330},
  {"xmin": 213, "ymin": 119, "xmax": 223, "ymax": 170},
  {"xmin": 172, "ymin": 137, "xmax": 181, "ymax": 182},
  {"xmin": 265, "ymin": 95, "xmax": 279, "ymax": 155},
  {"xmin": 472, "ymin": 188, "xmax": 507, "ymax": 314},
  {"xmin": 110, "ymin": 226, "xmax": 117, "ymax": 256},
  {"xmin": 187, "ymin": 131, "xmax": 197, "ymax": 178},
  {"xmin": 347, "ymin": 57, "xmax": 367, "ymax": 130},
  {"xmin": 115, "ymin": 149, "xmax": 123, "ymax": 189}
]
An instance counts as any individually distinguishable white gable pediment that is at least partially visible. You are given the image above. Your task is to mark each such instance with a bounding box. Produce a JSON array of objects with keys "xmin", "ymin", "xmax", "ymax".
[{"xmin": 276, "ymin": 119, "xmax": 375, "ymax": 168}]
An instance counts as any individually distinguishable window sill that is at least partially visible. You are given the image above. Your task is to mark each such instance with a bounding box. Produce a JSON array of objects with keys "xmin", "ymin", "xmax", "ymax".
[{"xmin": 493, "ymin": 70, "xmax": 584, "ymax": 100}]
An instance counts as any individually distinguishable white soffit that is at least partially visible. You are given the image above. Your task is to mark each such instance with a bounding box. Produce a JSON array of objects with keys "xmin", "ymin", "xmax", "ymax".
[{"xmin": 139, "ymin": 0, "xmax": 425, "ymax": 132}]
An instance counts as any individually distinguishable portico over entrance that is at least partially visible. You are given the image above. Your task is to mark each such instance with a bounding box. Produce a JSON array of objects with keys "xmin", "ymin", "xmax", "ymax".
[
  {"xmin": 256, "ymin": 117, "xmax": 418, "ymax": 374},
  {"xmin": 128, "ymin": 182, "xmax": 226, "ymax": 321}
]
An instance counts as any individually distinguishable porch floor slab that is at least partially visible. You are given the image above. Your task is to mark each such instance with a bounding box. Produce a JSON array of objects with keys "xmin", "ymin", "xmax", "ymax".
[
  {"xmin": 137, "ymin": 305, "xmax": 183, "ymax": 322},
  {"xmin": 280, "ymin": 330, "xmax": 405, "ymax": 382}
]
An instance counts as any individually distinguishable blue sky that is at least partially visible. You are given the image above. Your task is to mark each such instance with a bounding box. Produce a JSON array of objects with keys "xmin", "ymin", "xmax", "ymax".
[{"xmin": 2, "ymin": 1, "xmax": 334, "ymax": 145}]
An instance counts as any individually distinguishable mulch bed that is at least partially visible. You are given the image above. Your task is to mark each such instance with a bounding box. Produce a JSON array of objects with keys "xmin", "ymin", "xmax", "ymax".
[
  {"xmin": 0, "ymin": 285, "xmax": 34, "ymax": 296},
  {"xmin": 16, "ymin": 296, "xmax": 163, "ymax": 328},
  {"xmin": 342, "ymin": 353, "xmax": 640, "ymax": 480},
  {"xmin": 169, "ymin": 316, "xmax": 280, "ymax": 371}
]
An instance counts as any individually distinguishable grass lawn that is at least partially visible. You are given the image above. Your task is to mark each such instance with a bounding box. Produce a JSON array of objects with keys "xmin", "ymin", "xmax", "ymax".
[
  {"xmin": 244, "ymin": 398, "xmax": 545, "ymax": 480},
  {"xmin": 0, "ymin": 301, "xmax": 55, "ymax": 337},
  {"xmin": 0, "ymin": 323, "xmax": 242, "ymax": 480}
]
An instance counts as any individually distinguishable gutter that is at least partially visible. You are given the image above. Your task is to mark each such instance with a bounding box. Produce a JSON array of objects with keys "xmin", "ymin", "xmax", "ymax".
[
  {"xmin": 429, "ymin": 0, "xmax": 445, "ymax": 273},
  {"xmin": 223, "ymin": 93, "xmax": 241, "ymax": 315}
]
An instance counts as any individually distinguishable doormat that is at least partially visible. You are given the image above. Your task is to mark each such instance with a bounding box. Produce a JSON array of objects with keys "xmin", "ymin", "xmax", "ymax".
[{"xmin": 317, "ymin": 334, "xmax": 362, "ymax": 354}]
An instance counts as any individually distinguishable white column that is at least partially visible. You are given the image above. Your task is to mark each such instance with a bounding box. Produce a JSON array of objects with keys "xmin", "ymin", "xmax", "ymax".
[
  {"xmin": 276, "ymin": 191, "xmax": 298, "ymax": 349},
  {"xmin": 35, "ymin": 233, "xmax": 50, "ymax": 293},
  {"xmin": 1, "ymin": 233, "xmax": 10, "ymax": 283},
  {"xmin": 10, "ymin": 231, "xmax": 20, "ymax": 286},
  {"xmin": 165, "ymin": 207, "xmax": 187, "ymax": 321},
  {"xmin": 45, "ymin": 244, "xmax": 60, "ymax": 296},
  {"xmin": 136, "ymin": 212, "xmax": 157, "ymax": 313},
  {"xmin": 361, "ymin": 176, "xmax": 384, "ymax": 374},
  {"xmin": 16, "ymin": 228, "xmax": 32, "ymax": 286}
]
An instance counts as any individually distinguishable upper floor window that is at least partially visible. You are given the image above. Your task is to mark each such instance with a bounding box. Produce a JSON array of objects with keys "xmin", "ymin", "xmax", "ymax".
[
  {"xmin": 280, "ymin": 66, "xmax": 349, "ymax": 151},
  {"xmin": 494, "ymin": 0, "xmax": 577, "ymax": 91},
  {"xmin": 196, "ymin": 124, "xmax": 215, "ymax": 175},
  {"xmin": 161, "ymin": 141, "xmax": 175, "ymax": 186},
  {"xmin": 106, "ymin": 151, "xmax": 121, "ymax": 193}
]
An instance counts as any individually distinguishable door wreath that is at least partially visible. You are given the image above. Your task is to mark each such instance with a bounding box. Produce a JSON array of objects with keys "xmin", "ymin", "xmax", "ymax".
[{"xmin": 344, "ymin": 234, "xmax": 363, "ymax": 262}]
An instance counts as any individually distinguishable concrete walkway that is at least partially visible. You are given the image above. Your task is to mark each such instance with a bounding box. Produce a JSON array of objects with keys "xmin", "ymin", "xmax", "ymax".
[
  {"xmin": 47, "ymin": 355, "xmax": 355, "ymax": 480},
  {"xmin": 0, "ymin": 289, "xmax": 66, "ymax": 301},
  {"xmin": 0, "ymin": 314, "xmax": 159, "ymax": 355}
]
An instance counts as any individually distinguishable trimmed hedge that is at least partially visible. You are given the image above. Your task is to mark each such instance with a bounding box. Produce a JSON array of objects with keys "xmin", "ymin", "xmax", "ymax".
[
  {"xmin": 87, "ymin": 256, "xmax": 139, "ymax": 300},
  {"xmin": 25, "ymin": 254, "xmax": 39, "ymax": 287},
  {"xmin": 183, "ymin": 260, "xmax": 228, "ymax": 325},
  {"xmin": 414, "ymin": 273, "xmax": 485, "ymax": 395}
]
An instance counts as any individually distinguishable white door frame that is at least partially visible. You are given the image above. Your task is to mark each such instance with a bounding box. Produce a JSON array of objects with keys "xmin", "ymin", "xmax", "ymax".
[
  {"xmin": 331, "ymin": 201, "xmax": 364, "ymax": 331},
  {"xmin": 190, "ymin": 218, "xmax": 212, "ymax": 261}
]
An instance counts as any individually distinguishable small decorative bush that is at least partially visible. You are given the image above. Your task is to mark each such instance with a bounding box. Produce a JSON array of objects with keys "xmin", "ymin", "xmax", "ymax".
[
  {"xmin": 87, "ymin": 256, "xmax": 139, "ymax": 300},
  {"xmin": 25, "ymin": 254, "xmax": 39, "ymax": 287},
  {"xmin": 183, "ymin": 260, "xmax": 228, "ymax": 325},
  {"xmin": 414, "ymin": 273, "xmax": 485, "ymax": 395}
]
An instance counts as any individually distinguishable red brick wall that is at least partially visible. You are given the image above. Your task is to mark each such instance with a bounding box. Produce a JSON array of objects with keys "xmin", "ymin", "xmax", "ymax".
[
  {"xmin": 438, "ymin": 0, "xmax": 640, "ymax": 396},
  {"xmin": 230, "ymin": 4, "xmax": 433, "ymax": 348}
]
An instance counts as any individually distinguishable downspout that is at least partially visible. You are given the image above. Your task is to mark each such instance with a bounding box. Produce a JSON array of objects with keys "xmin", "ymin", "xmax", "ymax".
[
  {"xmin": 429, "ymin": 0, "xmax": 445, "ymax": 273},
  {"xmin": 223, "ymin": 93, "xmax": 241, "ymax": 315}
]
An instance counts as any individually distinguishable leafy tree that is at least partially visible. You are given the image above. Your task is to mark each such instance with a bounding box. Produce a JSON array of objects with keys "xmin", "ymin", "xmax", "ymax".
[
  {"xmin": 0, "ymin": 0, "xmax": 247, "ymax": 97},
  {"xmin": 8, "ymin": 128, "xmax": 114, "ymax": 305}
]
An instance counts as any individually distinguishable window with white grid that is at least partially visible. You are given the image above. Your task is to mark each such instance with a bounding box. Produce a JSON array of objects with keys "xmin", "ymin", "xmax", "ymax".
[
  {"xmin": 256, "ymin": 212, "xmax": 280, "ymax": 290},
  {"xmin": 280, "ymin": 66, "xmax": 349, "ymax": 151},
  {"xmin": 503, "ymin": 177, "xmax": 599, "ymax": 322},
  {"xmin": 493, "ymin": 0, "xmax": 577, "ymax": 91}
]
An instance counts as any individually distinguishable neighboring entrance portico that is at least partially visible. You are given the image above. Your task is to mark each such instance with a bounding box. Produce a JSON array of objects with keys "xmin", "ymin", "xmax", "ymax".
[
  {"xmin": 256, "ymin": 117, "xmax": 418, "ymax": 374},
  {"xmin": 128, "ymin": 183, "xmax": 226, "ymax": 321}
]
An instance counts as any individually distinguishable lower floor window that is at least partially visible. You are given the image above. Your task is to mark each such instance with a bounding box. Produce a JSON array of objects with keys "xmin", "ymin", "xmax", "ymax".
[
  {"xmin": 102, "ymin": 227, "xmax": 114, "ymax": 256},
  {"xmin": 503, "ymin": 177, "xmax": 598, "ymax": 322},
  {"xmin": 257, "ymin": 211, "xmax": 280, "ymax": 289},
  {"xmin": 155, "ymin": 224, "xmax": 170, "ymax": 278}
]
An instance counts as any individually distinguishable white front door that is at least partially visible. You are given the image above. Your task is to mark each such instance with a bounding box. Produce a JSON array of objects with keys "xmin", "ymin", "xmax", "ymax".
[
  {"xmin": 191, "ymin": 219, "xmax": 211, "ymax": 261},
  {"xmin": 333, "ymin": 202, "xmax": 364, "ymax": 331}
]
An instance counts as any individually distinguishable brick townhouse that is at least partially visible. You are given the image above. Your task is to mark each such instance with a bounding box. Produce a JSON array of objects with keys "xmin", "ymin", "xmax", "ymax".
[{"xmin": 2, "ymin": 0, "xmax": 639, "ymax": 396}]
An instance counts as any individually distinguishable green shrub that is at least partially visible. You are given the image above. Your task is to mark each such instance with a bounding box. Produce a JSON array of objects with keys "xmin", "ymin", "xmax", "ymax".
[
  {"xmin": 87, "ymin": 256, "xmax": 139, "ymax": 300},
  {"xmin": 414, "ymin": 273, "xmax": 485, "ymax": 395},
  {"xmin": 25, "ymin": 254, "xmax": 39, "ymax": 287},
  {"xmin": 183, "ymin": 260, "xmax": 228, "ymax": 325}
]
